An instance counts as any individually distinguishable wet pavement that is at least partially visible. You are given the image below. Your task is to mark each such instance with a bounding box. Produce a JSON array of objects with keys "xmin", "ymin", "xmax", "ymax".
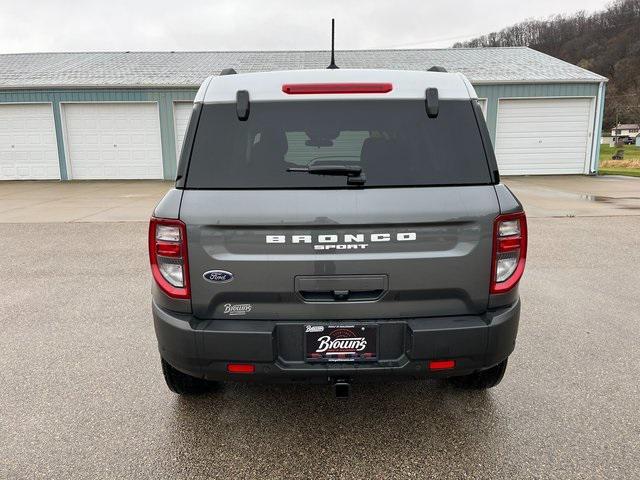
[
  {"xmin": 505, "ymin": 175, "xmax": 640, "ymax": 217},
  {"xmin": 1, "ymin": 215, "xmax": 639, "ymax": 478}
]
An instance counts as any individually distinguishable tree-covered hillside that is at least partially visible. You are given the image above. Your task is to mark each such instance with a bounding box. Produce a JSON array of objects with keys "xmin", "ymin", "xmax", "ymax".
[{"xmin": 454, "ymin": 0, "xmax": 640, "ymax": 129}]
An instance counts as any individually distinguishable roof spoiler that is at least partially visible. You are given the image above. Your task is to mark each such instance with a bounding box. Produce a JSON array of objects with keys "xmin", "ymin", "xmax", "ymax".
[
  {"xmin": 236, "ymin": 90, "xmax": 250, "ymax": 121},
  {"xmin": 218, "ymin": 69, "xmax": 249, "ymax": 120},
  {"xmin": 428, "ymin": 66, "xmax": 447, "ymax": 72},
  {"xmin": 425, "ymin": 88, "xmax": 439, "ymax": 118}
]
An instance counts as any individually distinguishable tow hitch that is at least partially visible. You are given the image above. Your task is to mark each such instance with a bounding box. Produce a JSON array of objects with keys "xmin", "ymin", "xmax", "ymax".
[{"xmin": 333, "ymin": 379, "xmax": 351, "ymax": 399}]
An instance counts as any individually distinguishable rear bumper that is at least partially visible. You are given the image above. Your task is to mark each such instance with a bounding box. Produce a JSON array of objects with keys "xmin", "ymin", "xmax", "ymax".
[{"xmin": 152, "ymin": 299, "xmax": 520, "ymax": 383}]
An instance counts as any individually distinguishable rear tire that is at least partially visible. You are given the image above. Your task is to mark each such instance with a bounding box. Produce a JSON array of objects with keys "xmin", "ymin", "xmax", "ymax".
[
  {"xmin": 161, "ymin": 358, "xmax": 218, "ymax": 395},
  {"xmin": 448, "ymin": 358, "xmax": 508, "ymax": 390}
]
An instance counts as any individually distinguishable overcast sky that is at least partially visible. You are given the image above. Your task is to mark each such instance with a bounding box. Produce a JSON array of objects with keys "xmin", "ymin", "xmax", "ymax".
[{"xmin": 0, "ymin": 0, "xmax": 611, "ymax": 54}]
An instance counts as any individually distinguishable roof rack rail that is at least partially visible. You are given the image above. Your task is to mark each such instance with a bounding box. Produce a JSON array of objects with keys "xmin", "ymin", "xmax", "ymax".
[
  {"xmin": 428, "ymin": 66, "xmax": 447, "ymax": 72},
  {"xmin": 219, "ymin": 68, "xmax": 237, "ymax": 76}
]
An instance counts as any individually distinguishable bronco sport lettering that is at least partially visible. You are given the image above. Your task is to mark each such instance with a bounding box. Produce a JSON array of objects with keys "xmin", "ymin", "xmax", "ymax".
[{"xmin": 266, "ymin": 232, "xmax": 417, "ymax": 251}]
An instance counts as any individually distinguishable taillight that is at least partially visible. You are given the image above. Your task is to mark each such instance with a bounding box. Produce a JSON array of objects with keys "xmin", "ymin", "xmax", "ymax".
[
  {"xmin": 282, "ymin": 83, "xmax": 393, "ymax": 95},
  {"xmin": 149, "ymin": 217, "xmax": 190, "ymax": 299},
  {"xmin": 491, "ymin": 212, "xmax": 527, "ymax": 294}
]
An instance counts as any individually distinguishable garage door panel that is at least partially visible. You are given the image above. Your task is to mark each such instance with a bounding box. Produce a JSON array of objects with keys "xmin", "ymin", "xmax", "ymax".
[
  {"xmin": 498, "ymin": 118, "xmax": 589, "ymax": 128},
  {"xmin": 499, "ymin": 127, "xmax": 589, "ymax": 138},
  {"xmin": 499, "ymin": 118, "xmax": 589, "ymax": 128},
  {"xmin": 64, "ymin": 103, "xmax": 163, "ymax": 180},
  {"xmin": 131, "ymin": 134, "xmax": 145, "ymax": 145},
  {"xmin": 27, "ymin": 134, "xmax": 42, "ymax": 145},
  {"xmin": 498, "ymin": 137, "xmax": 589, "ymax": 147},
  {"xmin": 117, "ymin": 151, "xmax": 132, "ymax": 161},
  {"xmin": 501, "ymin": 152, "xmax": 586, "ymax": 161},
  {"xmin": 495, "ymin": 98, "xmax": 593, "ymax": 175},
  {"xmin": 498, "ymin": 98, "xmax": 589, "ymax": 108},
  {"xmin": 501, "ymin": 158, "xmax": 586, "ymax": 166},
  {"xmin": 493, "ymin": 151, "xmax": 588, "ymax": 161},
  {"xmin": 0, "ymin": 103, "xmax": 60, "ymax": 180},
  {"xmin": 501, "ymin": 167, "xmax": 586, "ymax": 175},
  {"xmin": 499, "ymin": 106, "xmax": 590, "ymax": 116},
  {"xmin": 114, "ymin": 133, "xmax": 130, "ymax": 145},
  {"xmin": 173, "ymin": 102, "xmax": 193, "ymax": 161},
  {"xmin": 498, "ymin": 137, "xmax": 590, "ymax": 148}
]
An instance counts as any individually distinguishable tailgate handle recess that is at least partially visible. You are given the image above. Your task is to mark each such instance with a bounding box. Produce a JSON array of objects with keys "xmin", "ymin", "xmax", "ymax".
[
  {"xmin": 295, "ymin": 275, "xmax": 388, "ymax": 303},
  {"xmin": 333, "ymin": 290, "xmax": 350, "ymax": 301}
]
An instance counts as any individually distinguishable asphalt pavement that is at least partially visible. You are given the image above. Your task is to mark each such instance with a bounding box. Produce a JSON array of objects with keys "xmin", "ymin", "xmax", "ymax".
[{"xmin": 1, "ymin": 214, "xmax": 639, "ymax": 479}]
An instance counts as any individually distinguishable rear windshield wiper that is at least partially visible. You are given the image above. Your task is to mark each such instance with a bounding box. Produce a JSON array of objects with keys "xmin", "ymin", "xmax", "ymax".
[{"xmin": 287, "ymin": 165, "xmax": 366, "ymax": 185}]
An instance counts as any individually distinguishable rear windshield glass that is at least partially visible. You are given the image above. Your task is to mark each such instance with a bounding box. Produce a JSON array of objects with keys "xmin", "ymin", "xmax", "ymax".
[{"xmin": 185, "ymin": 100, "xmax": 491, "ymax": 189}]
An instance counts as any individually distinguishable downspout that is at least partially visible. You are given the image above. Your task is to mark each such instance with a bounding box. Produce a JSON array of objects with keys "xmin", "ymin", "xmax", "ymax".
[{"xmin": 590, "ymin": 81, "xmax": 607, "ymax": 174}]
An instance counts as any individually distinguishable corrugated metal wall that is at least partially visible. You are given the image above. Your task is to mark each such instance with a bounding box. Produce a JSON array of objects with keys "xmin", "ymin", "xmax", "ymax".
[
  {"xmin": 0, "ymin": 82, "xmax": 603, "ymax": 180},
  {"xmin": 0, "ymin": 88, "xmax": 197, "ymax": 180}
]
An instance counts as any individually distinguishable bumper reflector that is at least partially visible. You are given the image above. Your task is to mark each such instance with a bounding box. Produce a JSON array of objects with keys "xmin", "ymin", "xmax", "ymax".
[
  {"xmin": 227, "ymin": 363, "xmax": 255, "ymax": 374},
  {"xmin": 428, "ymin": 359, "xmax": 455, "ymax": 371}
]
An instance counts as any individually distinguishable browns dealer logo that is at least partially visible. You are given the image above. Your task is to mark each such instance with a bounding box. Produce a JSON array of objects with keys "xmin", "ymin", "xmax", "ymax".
[{"xmin": 314, "ymin": 328, "xmax": 367, "ymax": 353}]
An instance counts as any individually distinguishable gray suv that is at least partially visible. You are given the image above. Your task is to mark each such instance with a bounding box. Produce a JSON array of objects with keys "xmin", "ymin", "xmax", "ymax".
[{"xmin": 149, "ymin": 69, "xmax": 527, "ymax": 397}]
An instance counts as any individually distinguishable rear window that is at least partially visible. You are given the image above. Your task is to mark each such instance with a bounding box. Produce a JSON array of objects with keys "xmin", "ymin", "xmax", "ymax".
[{"xmin": 185, "ymin": 100, "xmax": 491, "ymax": 189}]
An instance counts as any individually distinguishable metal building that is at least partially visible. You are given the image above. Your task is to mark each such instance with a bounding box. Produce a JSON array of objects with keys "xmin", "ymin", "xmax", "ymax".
[{"xmin": 0, "ymin": 47, "xmax": 607, "ymax": 181}]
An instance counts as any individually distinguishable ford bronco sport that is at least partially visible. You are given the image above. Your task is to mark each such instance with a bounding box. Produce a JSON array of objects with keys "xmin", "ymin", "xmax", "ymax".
[{"xmin": 149, "ymin": 68, "xmax": 527, "ymax": 397}]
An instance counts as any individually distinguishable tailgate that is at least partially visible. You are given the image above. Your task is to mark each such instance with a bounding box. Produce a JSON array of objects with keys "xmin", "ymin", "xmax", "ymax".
[{"xmin": 180, "ymin": 186, "xmax": 498, "ymax": 320}]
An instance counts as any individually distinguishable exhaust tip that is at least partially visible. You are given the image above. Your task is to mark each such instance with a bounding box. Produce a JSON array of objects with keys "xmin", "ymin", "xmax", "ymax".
[{"xmin": 333, "ymin": 381, "xmax": 351, "ymax": 399}]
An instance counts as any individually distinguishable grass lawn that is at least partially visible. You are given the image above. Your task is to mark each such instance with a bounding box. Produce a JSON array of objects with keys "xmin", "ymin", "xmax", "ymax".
[
  {"xmin": 599, "ymin": 144, "xmax": 640, "ymax": 176},
  {"xmin": 598, "ymin": 167, "xmax": 640, "ymax": 177},
  {"xmin": 599, "ymin": 144, "xmax": 640, "ymax": 161}
]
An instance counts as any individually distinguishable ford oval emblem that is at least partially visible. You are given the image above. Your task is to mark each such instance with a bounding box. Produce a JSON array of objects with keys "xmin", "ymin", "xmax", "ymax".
[{"xmin": 203, "ymin": 270, "xmax": 234, "ymax": 283}]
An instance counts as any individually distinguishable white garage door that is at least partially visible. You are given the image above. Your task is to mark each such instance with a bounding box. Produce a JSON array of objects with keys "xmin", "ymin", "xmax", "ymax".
[
  {"xmin": 63, "ymin": 103, "xmax": 163, "ymax": 179},
  {"xmin": 173, "ymin": 102, "xmax": 193, "ymax": 160},
  {"xmin": 0, "ymin": 104, "xmax": 60, "ymax": 180},
  {"xmin": 476, "ymin": 98, "xmax": 487, "ymax": 118},
  {"xmin": 495, "ymin": 98, "xmax": 593, "ymax": 175}
]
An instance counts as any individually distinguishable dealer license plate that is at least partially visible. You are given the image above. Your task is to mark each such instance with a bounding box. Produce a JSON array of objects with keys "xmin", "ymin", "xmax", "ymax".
[{"xmin": 305, "ymin": 324, "xmax": 378, "ymax": 362}]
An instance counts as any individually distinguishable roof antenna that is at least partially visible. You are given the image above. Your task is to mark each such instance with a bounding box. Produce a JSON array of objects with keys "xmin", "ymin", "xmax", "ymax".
[{"xmin": 327, "ymin": 19, "xmax": 339, "ymax": 69}]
